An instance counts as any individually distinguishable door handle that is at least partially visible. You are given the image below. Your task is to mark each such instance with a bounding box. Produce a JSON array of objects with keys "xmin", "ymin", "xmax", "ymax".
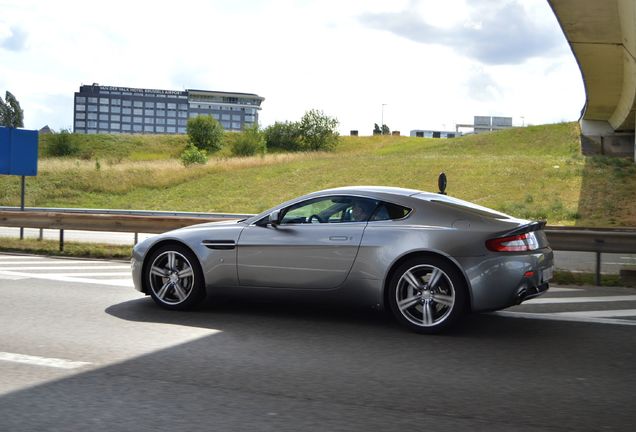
[{"xmin": 329, "ymin": 236, "xmax": 350, "ymax": 241}]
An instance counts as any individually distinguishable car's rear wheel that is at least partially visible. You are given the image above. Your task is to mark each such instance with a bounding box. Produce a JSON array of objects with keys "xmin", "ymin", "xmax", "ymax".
[
  {"xmin": 145, "ymin": 244, "xmax": 205, "ymax": 310},
  {"xmin": 388, "ymin": 257, "xmax": 466, "ymax": 333}
]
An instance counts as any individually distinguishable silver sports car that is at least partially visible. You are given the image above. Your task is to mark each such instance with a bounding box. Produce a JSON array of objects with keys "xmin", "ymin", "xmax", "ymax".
[{"xmin": 131, "ymin": 186, "xmax": 554, "ymax": 333}]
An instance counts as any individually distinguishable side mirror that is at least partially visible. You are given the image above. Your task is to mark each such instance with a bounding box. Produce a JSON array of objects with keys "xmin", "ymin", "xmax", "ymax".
[{"xmin": 268, "ymin": 210, "xmax": 281, "ymax": 226}]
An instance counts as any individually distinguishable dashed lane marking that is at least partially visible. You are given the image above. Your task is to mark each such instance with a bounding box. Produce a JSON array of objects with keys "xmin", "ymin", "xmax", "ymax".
[
  {"xmin": 493, "ymin": 310, "xmax": 636, "ymax": 326},
  {"xmin": 0, "ymin": 269, "xmax": 133, "ymax": 287},
  {"xmin": 526, "ymin": 295, "xmax": 636, "ymax": 305},
  {"xmin": 0, "ymin": 352, "xmax": 91, "ymax": 369}
]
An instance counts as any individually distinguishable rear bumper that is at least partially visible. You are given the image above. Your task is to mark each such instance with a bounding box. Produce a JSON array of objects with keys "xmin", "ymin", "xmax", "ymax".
[{"xmin": 458, "ymin": 248, "xmax": 554, "ymax": 312}]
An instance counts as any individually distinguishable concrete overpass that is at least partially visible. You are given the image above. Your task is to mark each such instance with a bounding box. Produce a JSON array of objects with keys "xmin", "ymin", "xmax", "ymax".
[{"xmin": 548, "ymin": 0, "xmax": 636, "ymax": 159}]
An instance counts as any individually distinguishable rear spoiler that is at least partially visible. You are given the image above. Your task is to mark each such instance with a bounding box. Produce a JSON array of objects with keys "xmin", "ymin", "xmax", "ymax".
[{"xmin": 500, "ymin": 221, "xmax": 547, "ymax": 237}]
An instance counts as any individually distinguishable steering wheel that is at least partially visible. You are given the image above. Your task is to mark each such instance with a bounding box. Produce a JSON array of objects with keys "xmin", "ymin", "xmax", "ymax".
[{"xmin": 307, "ymin": 214, "xmax": 325, "ymax": 223}]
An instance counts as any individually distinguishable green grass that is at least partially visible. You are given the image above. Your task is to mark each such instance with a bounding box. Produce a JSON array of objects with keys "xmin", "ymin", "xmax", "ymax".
[{"xmin": 1, "ymin": 122, "xmax": 635, "ymax": 226}]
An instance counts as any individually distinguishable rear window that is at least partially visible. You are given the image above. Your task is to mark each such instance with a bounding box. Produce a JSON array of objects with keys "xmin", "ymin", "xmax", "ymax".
[{"xmin": 370, "ymin": 202, "xmax": 412, "ymax": 221}]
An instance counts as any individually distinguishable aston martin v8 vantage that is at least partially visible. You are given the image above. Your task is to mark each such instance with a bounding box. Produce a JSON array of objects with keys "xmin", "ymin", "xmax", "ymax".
[{"xmin": 131, "ymin": 186, "xmax": 554, "ymax": 333}]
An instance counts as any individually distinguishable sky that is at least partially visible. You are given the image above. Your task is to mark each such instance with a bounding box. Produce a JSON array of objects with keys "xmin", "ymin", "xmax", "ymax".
[{"xmin": 0, "ymin": 0, "xmax": 585, "ymax": 135}]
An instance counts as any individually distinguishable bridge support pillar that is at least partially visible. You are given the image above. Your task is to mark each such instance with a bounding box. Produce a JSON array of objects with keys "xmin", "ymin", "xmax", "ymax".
[{"xmin": 580, "ymin": 119, "xmax": 635, "ymax": 160}]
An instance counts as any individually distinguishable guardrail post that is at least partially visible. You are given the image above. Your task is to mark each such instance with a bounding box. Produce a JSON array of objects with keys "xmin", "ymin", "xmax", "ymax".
[
  {"xmin": 134, "ymin": 232, "xmax": 138, "ymax": 245},
  {"xmin": 59, "ymin": 229, "xmax": 64, "ymax": 252},
  {"xmin": 595, "ymin": 239, "xmax": 604, "ymax": 286},
  {"xmin": 38, "ymin": 228, "xmax": 43, "ymax": 241}
]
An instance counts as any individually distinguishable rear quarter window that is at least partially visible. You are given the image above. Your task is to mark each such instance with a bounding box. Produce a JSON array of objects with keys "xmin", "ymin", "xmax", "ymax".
[{"xmin": 370, "ymin": 202, "xmax": 412, "ymax": 221}]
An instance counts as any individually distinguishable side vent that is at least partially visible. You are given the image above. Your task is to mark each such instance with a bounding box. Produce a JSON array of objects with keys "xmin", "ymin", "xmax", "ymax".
[{"xmin": 201, "ymin": 240, "xmax": 236, "ymax": 250}]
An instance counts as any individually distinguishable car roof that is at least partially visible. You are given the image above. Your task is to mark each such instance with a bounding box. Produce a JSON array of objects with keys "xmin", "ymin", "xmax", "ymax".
[{"xmin": 315, "ymin": 186, "xmax": 425, "ymax": 197}]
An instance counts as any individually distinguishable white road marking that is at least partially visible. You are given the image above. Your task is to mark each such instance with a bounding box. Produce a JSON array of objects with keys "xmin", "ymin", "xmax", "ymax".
[
  {"xmin": 0, "ymin": 270, "xmax": 133, "ymax": 287},
  {"xmin": 41, "ymin": 272, "xmax": 131, "ymax": 277},
  {"xmin": 526, "ymin": 295, "xmax": 636, "ymax": 304},
  {"xmin": 0, "ymin": 265, "xmax": 130, "ymax": 270},
  {"xmin": 0, "ymin": 261, "xmax": 112, "ymax": 265},
  {"xmin": 0, "ymin": 352, "xmax": 91, "ymax": 369},
  {"xmin": 552, "ymin": 309, "xmax": 636, "ymax": 318},
  {"xmin": 492, "ymin": 311, "xmax": 636, "ymax": 326},
  {"xmin": 547, "ymin": 287, "xmax": 583, "ymax": 293}
]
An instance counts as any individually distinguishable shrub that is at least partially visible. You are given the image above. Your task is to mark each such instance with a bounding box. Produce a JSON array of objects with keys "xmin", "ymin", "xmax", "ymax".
[
  {"xmin": 264, "ymin": 121, "xmax": 303, "ymax": 151},
  {"xmin": 232, "ymin": 123, "xmax": 266, "ymax": 156},
  {"xmin": 179, "ymin": 144, "xmax": 208, "ymax": 166},
  {"xmin": 298, "ymin": 109, "xmax": 339, "ymax": 151},
  {"xmin": 186, "ymin": 115, "xmax": 224, "ymax": 152},
  {"xmin": 47, "ymin": 129, "xmax": 79, "ymax": 157}
]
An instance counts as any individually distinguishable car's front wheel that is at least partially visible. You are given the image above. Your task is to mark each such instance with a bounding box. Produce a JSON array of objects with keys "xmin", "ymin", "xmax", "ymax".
[
  {"xmin": 388, "ymin": 257, "xmax": 466, "ymax": 333},
  {"xmin": 145, "ymin": 244, "xmax": 205, "ymax": 310}
]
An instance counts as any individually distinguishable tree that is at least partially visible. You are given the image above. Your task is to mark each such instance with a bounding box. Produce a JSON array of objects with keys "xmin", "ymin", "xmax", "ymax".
[
  {"xmin": 186, "ymin": 115, "xmax": 224, "ymax": 152},
  {"xmin": 232, "ymin": 123, "xmax": 266, "ymax": 156},
  {"xmin": 264, "ymin": 121, "xmax": 302, "ymax": 151},
  {"xmin": 382, "ymin": 124, "xmax": 390, "ymax": 135},
  {"xmin": 0, "ymin": 91, "xmax": 24, "ymax": 128},
  {"xmin": 373, "ymin": 123, "xmax": 381, "ymax": 135},
  {"xmin": 298, "ymin": 109, "xmax": 339, "ymax": 151}
]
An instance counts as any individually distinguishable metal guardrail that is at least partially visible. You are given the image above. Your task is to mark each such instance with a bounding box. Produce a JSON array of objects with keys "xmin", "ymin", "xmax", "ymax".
[{"xmin": 1, "ymin": 209, "xmax": 635, "ymax": 285}]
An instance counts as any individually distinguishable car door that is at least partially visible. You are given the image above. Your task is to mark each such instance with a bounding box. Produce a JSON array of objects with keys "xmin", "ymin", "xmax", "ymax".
[{"xmin": 237, "ymin": 195, "xmax": 375, "ymax": 289}]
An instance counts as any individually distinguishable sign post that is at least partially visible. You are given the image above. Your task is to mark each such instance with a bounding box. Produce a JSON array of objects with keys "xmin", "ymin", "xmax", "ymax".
[{"xmin": 0, "ymin": 126, "xmax": 39, "ymax": 240}]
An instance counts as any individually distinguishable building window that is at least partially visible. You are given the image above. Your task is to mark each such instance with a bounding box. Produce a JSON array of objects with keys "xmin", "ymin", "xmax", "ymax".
[
  {"xmin": 111, "ymin": 114, "xmax": 120, "ymax": 122},
  {"xmin": 177, "ymin": 127, "xmax": 186, "ymax": 133},
  {"xmin": 111, "ymin": 106, "xmax": 121, "ymax": 114},
  {"xmin": 99, "ymin": 122, "xmax": 108, "ymax": 129},
  {"xmin": 212, "ymin": 113, "xmax": 220, "ymax": 120},
  {"xmin": 145, "ymin": 101, "xmax": 155, "ymax": 108},
  {"xmin": 122, "ymin": 116, "xmax": 131, "ymax": 123},
  {"xmin": 156, "ymin": 125, "xmax": 165, "ymax": 133},
  {"xmin": 167, "ymin": 118, "xmax": 176, "ymax": 125},
  {"xmin": 99, "ymin": 98, "xmax": 109, "ymax": 104},
  {"xmin": 177, "ymin": 119, "xmax": 186, "ymax": 126},
  {"xmin": 87, "ymin": 105, "xmax": 98, "ymax": 112},
  {"xmin": 76, "ymin": 96, "xmax": 86, "ymax": 103},
  {"xmin": 144, "ymin": 109, "xmax": 154, "ymax": 116},
  {"xmin": 111, "ymin": 99, "xmax": 121, "ymax": 105},
  {"xmin": 122, "ymin": 107, "xmax": 132, "ymax": 115},
  {"xmin": 75, "ymin": 120, "xmax": 85, "ymax": 128},
  {"xmin": 178, "ymin": 104, "xmax": 187, "ymax": 110},
  {"xmin": 99, "ymin": 105, "xmax": 109, "ymax": 113},
  {"xmin": 76, "ymin": 112, "xmax": 85, "ymax": 120},
  {"xmin": 87, "ymin": 129, "xmax": 97, "ymax": 134},
  {"xmin": 189, "ymin": 112, "xmax": 198, "ymax": 118},
  {"xmin": 88, "ymin": 97, "xmax": 98, "ymax": 104},
  {"xmin": 110, "ymin": 123, "xmax": 120, "ymax": 130},
  {"xmin": 144, "ymin": 125, "xmax": 154, "ymax": 132},
  {"xmin": 88, "ymin": 113, "xmax": 98, "ymax": 120},
  {"xmin": 99, "ymin": 114, "xmax": 108, "ymax": 121},
  {"xmin": 87, "ymin": 121, "xmax": 97, "ymax": 128},
  {"xmin": 76, "ymin": 104, "xmax": 86, "ymax": 111},
  {"xmin": 144, "ymin": 117, "xmax": 154, "ymax": 124},
  {"xmin": 122, "ymin": 124, "xmax": 131, "ymax": 131},
  {"xmin": 167, "ymin": 110, "xmax": 176, "ymax": 117},
  {"xmin": 167, "ymin": 103, "xmax": 176, "ymax": 109},
  {"xmin": 156, "ymin": 102, "xmax": 166, "ymax": 109},
  {"xmin": 231, "ymin": 115, "xmax": 241, "ymax": 121},
  {"xmin": 156, "ymin": 110, "xmax": 165, "ymax": 116},
  {"xmin": 133, "ymin": 117, "xmax": 142, "ymax": 123},
  {"xmin": 133, "ymin": 108, "xmax": 142, "ymax": 115},
  {"xmin": 232, "ymin": 122, "xmax": 241, "ymax": 130},
  {"xmin": 156, "ymin": 118, "xmax": 166, "ymax": 125},
  {"xmin": 245, "ymin": 114, "xmax": 255, "ymax": 122},
  {"xmin": 221, "ymin": 121, "xmax": 230, "ymax": 129},
  {"xmin": 133, "ymin": 124, "xmax": 142, "ymax": 132},
  {"xmin": 122, "ymin": 100, "xmax": 132, "ymax": 107},
  {"xmin": 167, "ymin": 126, "xmax": 176, "ymax": 133},
  {"xmin": 221, "ymin": 114, "xmax": 231, "ymax": 121},
  {"xmin": 178, "ymin": 111, "xmax": 187, "ymax": 118},
  {"xmin": 134, "ymin": 101, "xmax": 143, "ymax": 107}
]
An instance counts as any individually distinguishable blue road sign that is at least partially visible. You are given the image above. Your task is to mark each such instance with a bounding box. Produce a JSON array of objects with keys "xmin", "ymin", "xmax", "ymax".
[{"xmin": 0, "ymin": 126, "xmax": 38, "ymax": 176}]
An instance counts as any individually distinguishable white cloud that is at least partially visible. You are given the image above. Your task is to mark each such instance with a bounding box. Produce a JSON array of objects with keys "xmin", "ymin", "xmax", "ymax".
[{"xmin": 0, "ymin": 0, "xmax": 584, "ymax": 134}]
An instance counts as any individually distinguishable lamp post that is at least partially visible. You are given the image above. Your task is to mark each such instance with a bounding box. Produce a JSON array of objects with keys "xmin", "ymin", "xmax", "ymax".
[{"xmin": 381, "ymin": 104, "xmax": 387, "ymax": 132}]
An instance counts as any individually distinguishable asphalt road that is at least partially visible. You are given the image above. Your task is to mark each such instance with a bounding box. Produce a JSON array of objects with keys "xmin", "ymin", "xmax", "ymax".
[
  {"xmin": 3, "ymin": 227, "xmax": 636, "ymax": 274},
  {"xmin": 1, "ymin": 253, "xmax": 635, "ymax": 431}
]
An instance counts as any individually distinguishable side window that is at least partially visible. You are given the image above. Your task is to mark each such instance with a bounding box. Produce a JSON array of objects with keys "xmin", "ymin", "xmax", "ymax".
[
  {"xmin": 369, "ymin": 202, "xmax": 412, "ymax": 221},
  {"xmin": 280, "ymin": 196, "xmax": 379, "ymax": 224}
]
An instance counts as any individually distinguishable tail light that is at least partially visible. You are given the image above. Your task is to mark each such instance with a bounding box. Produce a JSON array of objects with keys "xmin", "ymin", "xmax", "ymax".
[{"xmin": 486, "ymin": 232, "xmax": 540, "ymax": 252}]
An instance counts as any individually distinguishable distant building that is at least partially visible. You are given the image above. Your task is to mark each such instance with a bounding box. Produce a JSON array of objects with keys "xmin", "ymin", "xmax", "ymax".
[
  {"xmin": 456, "ymin": 116, "xmax": 513, "ymax": 134},
  {"xmin": 410, "ymin": 129, "xmax": 458, "ymax": 139},
  {"xmin": 39, "ymin": 125, "xmax": 53, "ymax": 134},
  {"xmin": 73, "ymin": 83, "xmax": 264, "ymax": 135}
]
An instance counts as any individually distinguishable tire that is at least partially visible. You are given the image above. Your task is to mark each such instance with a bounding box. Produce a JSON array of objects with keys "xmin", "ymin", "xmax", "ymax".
[
  {"xmin": 388, "ymin": 257, "xmax": 466, "ymax": 334},
  {"xmin": 145, "ymin": 244, "xmax": 206, "ymax": 310}
]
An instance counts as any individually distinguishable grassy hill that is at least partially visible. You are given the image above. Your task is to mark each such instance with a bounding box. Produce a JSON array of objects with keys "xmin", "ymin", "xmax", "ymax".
[{"xmin": 2, "ymin": 122, "xmax": 635, "ymax": 227}]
